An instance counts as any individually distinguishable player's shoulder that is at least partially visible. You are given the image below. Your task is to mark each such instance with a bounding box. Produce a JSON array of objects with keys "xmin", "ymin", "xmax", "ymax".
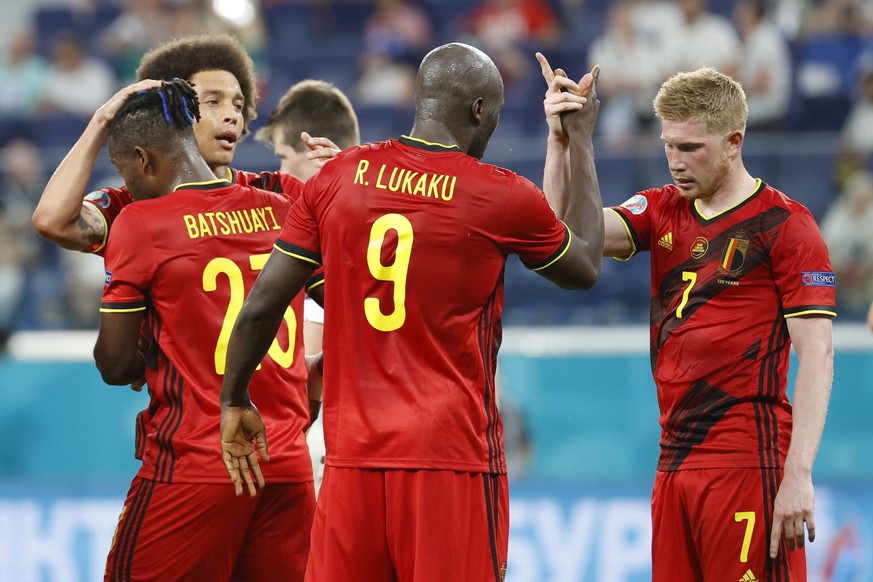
[
  {"xmin": 231, "ymin": 167, "xmax": 303, "ymax": 197},
  {"xmin": 757, "ymin": 181, "xmax": 813, "ymax": 216},
  {"xmin": 84, "ymin": 185, "xmax": 132, "ymax": 209},
  {"xmin": 613, "ymin": 185, "xmax": 673, "ymax": 216}
]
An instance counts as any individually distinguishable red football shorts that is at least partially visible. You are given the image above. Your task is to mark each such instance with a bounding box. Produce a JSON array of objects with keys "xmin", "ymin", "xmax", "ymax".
[
  {"xmin": 305, "ymin": 467, "xmax": 508, "ymax": 582},
  {"xmin": 105, "ymin": 477, "xmax": 314, "ymax": 581},
  {"xmin": 652, "ymin": 467, "xmax": 807, "ymax": 582}
]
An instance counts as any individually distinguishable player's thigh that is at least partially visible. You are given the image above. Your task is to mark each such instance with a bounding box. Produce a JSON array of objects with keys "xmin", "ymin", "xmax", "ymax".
[
  {"xmin": 690, "ymin": 467, "xmax": 806, "ymax": 582},
  {"xmin": 651, "ymin": 470, "xmax": 702, "ymax": 582},
  {"xmin": 105, "ymin": 478, "xmax": 255, "ymax": 582},
  {"xmin": 305, "ymin": 466, "xmax": 394, "ymax": 582},
  {"xmin": 386, "ymin": 470, "xmax": 509, "ymax": 582},
  {"xmin": 231, "ymin": 481, "xmax": 315, "ymax": 582}
]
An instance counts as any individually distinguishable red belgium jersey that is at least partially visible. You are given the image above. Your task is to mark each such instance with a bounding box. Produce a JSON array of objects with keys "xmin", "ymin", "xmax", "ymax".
[
  {"xmin": 83, "ymin": 168, "xmax": 303, "ymax": 255},
  {"xmin": 611, "ymin": 180, "xmax": 836, "ymax": 471},
  {"xmin": 275, "ymin": 136, "xmax": 571, "ymax": 474},
  {"xmin": 100, "ymin": 180, "xmax": 312, "ymax": 484}
]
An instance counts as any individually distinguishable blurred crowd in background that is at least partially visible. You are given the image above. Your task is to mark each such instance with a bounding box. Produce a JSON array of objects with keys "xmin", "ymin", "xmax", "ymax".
[{"xmin": 3, "ymin": 0, "xmax": 873, "ymax": 345}]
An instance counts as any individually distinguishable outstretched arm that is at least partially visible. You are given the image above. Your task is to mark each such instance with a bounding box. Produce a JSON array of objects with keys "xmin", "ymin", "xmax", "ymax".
[
  {"xmin": 769, "ymin": 316, "xmax": 833, "ymax": 558},
  {"xmin": 220, "ymin": 248, "xmax": 316, "ymax": 496},
  {"xmin": 535, "ymin": 54, "xmax": 604, "ymax": 290},
  {"xmin": 32, "ymin": 80, "xmax": 161, "ymax": 250}
]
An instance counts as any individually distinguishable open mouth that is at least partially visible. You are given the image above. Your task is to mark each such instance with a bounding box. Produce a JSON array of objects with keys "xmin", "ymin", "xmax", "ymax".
[{"xmin": 216, "ymin": 132, "xmax": 238, "ymax": 149}]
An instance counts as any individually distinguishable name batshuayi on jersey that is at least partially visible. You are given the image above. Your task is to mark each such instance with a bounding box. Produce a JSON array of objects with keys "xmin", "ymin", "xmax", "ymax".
[
  {"xmin": 273, "ymin": 136, "xmax": 571, "ymax": 475},
  {"xmin": 100, "ymin": 180, "xmax": 312, "ymax": 484},
  {"xmin": 81, "ymin": 167, "xmax": 303, "ymax": 255},
  {"xmin": 611, "ymin": 180, "xmax": 835, "ymax": 472}
]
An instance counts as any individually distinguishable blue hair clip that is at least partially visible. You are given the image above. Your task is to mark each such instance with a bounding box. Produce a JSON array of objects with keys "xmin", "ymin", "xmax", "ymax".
[
  {"xmin": 158, "ymin": 89, "xmax": 172, "ymax": 124},
  {"xmin": 181, "ymin": 96, "xmax": 196, "ymax": 124}
]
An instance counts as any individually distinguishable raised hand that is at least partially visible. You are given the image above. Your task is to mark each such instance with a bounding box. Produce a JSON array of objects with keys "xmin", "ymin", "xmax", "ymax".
[
  {"xmin": 220, "ymin": 404, "xmax": 269, "ymax": 497},
  {"xmin": 536, "ymin": 52, "xmax": 599, "ymax": 139}
]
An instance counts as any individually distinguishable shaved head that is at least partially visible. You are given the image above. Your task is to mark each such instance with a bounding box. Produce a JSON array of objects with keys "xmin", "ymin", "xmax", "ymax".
[{"xmin": 413, "ymin": 43, "xmax": 504, "ymax": 159}]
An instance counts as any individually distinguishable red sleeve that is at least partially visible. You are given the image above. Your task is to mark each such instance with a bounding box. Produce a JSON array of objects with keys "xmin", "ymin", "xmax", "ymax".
[
  {"xmin": 100, "ymin": 208, "xmax": 153, "ymax": 312},
  {"xmin": 233, "ymin": 168, "xmax": 305, "ymax": 201},
  {"xmin": 83, "ymin": 186, "xmax": 134, "ymax": 256},
  {"xmin": 609, "ymin": 188, "xmax": 659, "ymax": 259},
  {"xmin": 499, "ymin": 174, "xmax": 571, "ymax": 270},
  {"xmin": 273, "ymin": 171, "xmax": 322, "ymax": 266},
  {"xmin": 770, "ymin": 208, "xmax": 837, "ymax": 317}
]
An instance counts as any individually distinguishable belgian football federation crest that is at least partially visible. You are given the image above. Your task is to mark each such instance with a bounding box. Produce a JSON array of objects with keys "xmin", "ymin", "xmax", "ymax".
[{"xmin": 720, "ymin": 231, "xmax": 749, "ymax": 275}]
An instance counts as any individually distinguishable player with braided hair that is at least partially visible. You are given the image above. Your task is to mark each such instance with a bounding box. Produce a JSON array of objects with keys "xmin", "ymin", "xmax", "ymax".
[{"xmin": 93, "ymin": 79, "xmax": 315, "ymax": 581}]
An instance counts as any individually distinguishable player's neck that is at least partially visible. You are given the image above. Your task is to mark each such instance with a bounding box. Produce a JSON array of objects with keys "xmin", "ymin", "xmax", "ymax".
[{"xmin": 696, "ymin": 169, "xmax": 757, "ymax": 217}]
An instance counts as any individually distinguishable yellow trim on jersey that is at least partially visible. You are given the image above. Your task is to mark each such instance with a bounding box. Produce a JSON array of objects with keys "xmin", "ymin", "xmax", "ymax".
[
  {"xmin": 608, "ymin": 207, "xmax": 637, "ymax": 262},
  {"xmin": 307, "ymin": 278, "xmax": 325, "ymax": 290},
  {"xmin": 401, "ymin": 134, "xmax": 459, "ymax": 150},
  {"xmin": 694, "ymin": 178, "xmax": 762, "ymax": 220},
  {"xmin": 99, "ymin": 306, "xmax": 147, "ymax": 313},
  {"xmin": 785, "ymin": 309, "xmax": 837, "ymax": 318},
  {"xmin": 84, "ymin": 202, "xmax": 111, "ymax": 255},
  {"xmin": 273, "ymin": 243, "xmax": 321, "ymax": 265},
  {"xmin": 532, "ymin": 225, "xmax": 572, "ymax": 271},
  {"xmin": 173, "ymin": 178, "xmax": 232, "ymax": 191}
]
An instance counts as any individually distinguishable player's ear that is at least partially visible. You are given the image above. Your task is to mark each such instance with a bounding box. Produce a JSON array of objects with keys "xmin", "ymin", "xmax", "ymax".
[
  {"xmin": 134, "ymin": 146, "xmax": 156, "ymax": 176},
  {"xmin": 471, "ymin": 97, "xmax": 484, "ymax": 126}
]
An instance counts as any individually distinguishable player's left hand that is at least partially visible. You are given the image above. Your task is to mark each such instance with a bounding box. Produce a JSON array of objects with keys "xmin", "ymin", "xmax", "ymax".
[
  {"xmin": 769, "ymin": 469, "xmax": 815, "ymax": 557},
  {"xmin": 220, "ymin": 404, "xmax": 269, "ymax": 497},
  {"xmin": 302, "ymin": 131, "xmax": 341, "ymax": 168}
]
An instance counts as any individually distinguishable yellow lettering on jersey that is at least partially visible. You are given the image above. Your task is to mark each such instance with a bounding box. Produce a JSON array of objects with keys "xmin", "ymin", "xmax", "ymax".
[
  {"xmin": 263, "ymin": 206, "xmax": 281, "ymax": 230},
  {"xmin": 375, "ymin": 164, "xmax": 389, "ymax": 190},
  {"xmin": 354, "ymin": 159, "xmax": 369, "ymax": 185},
  {"xmin": 443, "ymin": 176, "xmax": 456, "ymax": 201},
  {"xmin": 197, "ymin": 213, "xmax": 214, "ymax": 238},
  {"xmin": 216, "ymin": 211, "xmax": 231, "ymax": 235},
  {"xmin": 427, "ymin": 175, "xmax": 444, "ymax": 198},
  {"xmin": 183, "ymin": 215, "xmax": 199, "ymax": 238},
  {"xmin": 388, "ymin": 167, "xmax": 405, "ymax": 192},
  {"xmin": 204, "ymin": 212, "xmax": 219, "ymax": 235},
  {"xmin": 401, "ymin": 170, "xmax": 418, "ymax": 194},
  {"xmin": 412, "ymin": 173, "xmax": 428, "ymax": 197},
  {"xmin": 251, "ymin": 208, "xmax": 267, "ymax": 232},
  {"xmin": 237, "ymin": 209, "xmax": 254, "ymax": 233},
  {"xmin": 226, "ymin": 210, "xmax": 241, "ymax": 234}
]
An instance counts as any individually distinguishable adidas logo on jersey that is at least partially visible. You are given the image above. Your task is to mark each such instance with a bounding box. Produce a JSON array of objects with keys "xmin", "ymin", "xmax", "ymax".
[
  {"xmin": 739, "ymin": 569, "xmax": 759, "ymax": 582},
  {"xmin": 657, "ymin": 232, "xmax": 673, "ymax": 250}
]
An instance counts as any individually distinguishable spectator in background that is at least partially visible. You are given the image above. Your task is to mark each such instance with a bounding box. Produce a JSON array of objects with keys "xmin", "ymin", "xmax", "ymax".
[
  {"xmin": 0, "ymin": 139, "xmax": 45, "ymax": 345},
  {"xmin": 40, "ymin": 31, "xmax": 116, "ymax": 118},
  {"xmin": 355, "ymin": 0, "xmax": 433, "ymax": 108},
  {"xmin": 835, "ymin": 64, "xmax": 873, "ymax": 183},
  {"xmin": 587, "ymin": 0, "xmax": 662, "ymax": 149},
  {"xmin": 98, "ymin": 0, "xmax": 169, "ymax": 82},
  {"xmin": 662, "ymin": 0, "xmax": 741, "ymax": 77},
  {"xmin": 733, "ymin": 0, "xmax": 793, "ymax": 131},
  {"xmin": 462, "ymin": 0, "xmax": 561, "ymax": 88},
  {"xmin": 794, "ymin": 0, "xmax": 867, "ymax": 129},
  {"xmin": 820, "ymin": 169, "xmax": 873, "ymax": 318},
  {"xmin": 0, "ymin": 29, "xmax": 49, "ymax": 119}
]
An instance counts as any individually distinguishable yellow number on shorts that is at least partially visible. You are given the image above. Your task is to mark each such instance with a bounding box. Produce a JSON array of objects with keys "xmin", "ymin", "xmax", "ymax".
[
  {"xmin": 676, "ymin": 271, "xmax": 698, "ymax": 318},
  {"xmin": 203, "ymin": 254, "xmax": 297, "ymax": 374},
  {"xmin": 365, "ymin": 214, "xmax": 414, "ymax": 332},
  {"xmin": 734, "ymin": 511, "xmax": 756, "ymax": 563}
]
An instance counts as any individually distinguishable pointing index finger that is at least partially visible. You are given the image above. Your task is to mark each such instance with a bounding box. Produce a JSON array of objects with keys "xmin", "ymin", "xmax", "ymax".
[{"xmin": 535, "ymin": 52, "xmax": 555, "ymax": 83}]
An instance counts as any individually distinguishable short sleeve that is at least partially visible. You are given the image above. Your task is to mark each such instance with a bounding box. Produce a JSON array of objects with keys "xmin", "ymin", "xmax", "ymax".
[
  {"xmin": 273, "ymin": 172, "xmax": 323, "ymax": 266},
  {"xmin": 499, "ymin": 175, "xmax": 571, "ymax": 270},
  {"xmin": 770, "ymin": 209, "xmax": 837, "ymax": 318},
  {"xmin": 609, "ymin": 189, "xmax": 658, "ymax": 260},
  {"xmin": 100, "ymin": 209, "xmax": 153, "ymax": 313},
  {"xmin": 83, "ymin": 187, "xmax": 134, "ymax": 256}
]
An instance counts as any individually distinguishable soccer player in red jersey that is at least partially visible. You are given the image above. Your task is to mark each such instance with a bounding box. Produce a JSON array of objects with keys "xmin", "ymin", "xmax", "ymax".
[
  {"xmin": 217, "ymin": 42, "xmax": 603, "ymax": 581},
  {"xmin": 542, "ymin": 61, "xmax": 835, "ymax": 581},
  {"xmin": 93, "ymin": 80, "xmax": 314, "ymax": 581},
  {"xmin": 31, "ymin": 33, "xmax": 340, "ymax": 255}
]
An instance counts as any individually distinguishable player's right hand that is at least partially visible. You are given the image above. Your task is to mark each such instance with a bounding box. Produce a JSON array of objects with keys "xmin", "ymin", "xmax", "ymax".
[
  {"xmin": 220, "ymin": 404, "xmax": 269, "ymax": 497},
  {"xmin": 302, "ymin": 131, "xmax": 341, "ymax": 168},
  {"xmin": 536, "ymin": 53, "xmax": 597, "ymax": 139}
]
